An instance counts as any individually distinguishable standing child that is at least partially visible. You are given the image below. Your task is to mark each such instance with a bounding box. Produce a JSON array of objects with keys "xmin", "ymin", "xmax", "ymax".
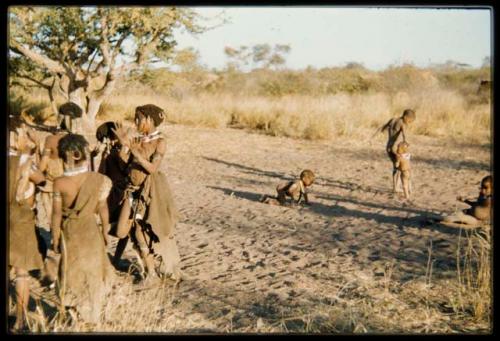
[
  {"xmin": 95, "ymin": 121, "xmax": 131, "ymax": 267},
  {"xmin": 51, "ymin": 134, "xmax": 113, "ymax": 323},
  {"xmin": 112, "ymin": 104, "xmax": 181, "ymax": 282},
  {"xmin": 374, "ymin": 109, "xmax": 416, "ymax": 193},
  {"xmin": 8, "ymin": 124, "xmax": 45, "ymax": 331},
  {"xmin": 394, "ymin": 141, "xmax": 412, "ymax": 200}
]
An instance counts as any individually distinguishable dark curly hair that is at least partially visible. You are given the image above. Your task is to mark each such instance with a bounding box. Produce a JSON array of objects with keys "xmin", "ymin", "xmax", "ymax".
[
  {"xmin": 59, "ymin": 102, "xmax": 83, "ymax": 118},
  {"xmin": 135, "ymin": 104, "xmax": 165, "ymax": 127},
  {"xmin": 58, "ymin": 133, "xmax": 88, "ymax": 162},
  {"xmin": 96, "ymin": 121, "xmax": 118, "ymax": 142}
]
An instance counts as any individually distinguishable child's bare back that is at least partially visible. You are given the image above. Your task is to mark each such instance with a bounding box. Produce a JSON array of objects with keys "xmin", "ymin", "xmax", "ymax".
[{"xmin": 261, "ymin": 170, "xmax": 315, "ymax": 206}]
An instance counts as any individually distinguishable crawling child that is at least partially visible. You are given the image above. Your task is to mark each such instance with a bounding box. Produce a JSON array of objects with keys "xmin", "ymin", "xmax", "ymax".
[{"xmin": 261, "ymin": 169, "xmax": 315, "ymax": 206}]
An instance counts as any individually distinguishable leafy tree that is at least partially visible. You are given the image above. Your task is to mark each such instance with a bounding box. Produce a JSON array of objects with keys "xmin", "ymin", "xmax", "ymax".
[
  {"xmin": 172, "ymin": 47, "xmax": 201, "ymax": 72},
  {"xmin": 9, "ymin": 6, "xmax": 204, "ymax": 126},
  {"xmin": 224, "ymin": 45, "xmax": 251, "ymax": 71},
  {"xmin": 252, "ymin": 43, "xmax": 290, "ymax": 69},
  {"xmin": 225, "ymin": 43, "xmax": 291, "ymax": 71}
]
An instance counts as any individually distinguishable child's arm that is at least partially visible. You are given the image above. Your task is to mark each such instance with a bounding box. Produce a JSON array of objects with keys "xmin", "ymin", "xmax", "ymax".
[
  {"xmin": 51, "ymin": 181, "xmax": 63, "ymax": 253},
  {"xmin": 394, "ymin": 154, "xmax": 401, "ymax": 169},
  {"xmin": 97, "ymin": 200, "xmax": 111, "ymax": 246},
  {"xmin": 370, "ymin": 119, "xmax": 391, "ymax": 140},
  {"xmin": 97, "ymin": 177, "xmax": 112, "ymax": 246},
  {"xmin": 303, "ymin": 191, "xmax": 311, "ymax": 205},
  {"xmin": 29, "ymin": 166, "xmax": 45, "ymax": 185},
  {"xmin": 456, "ymin": 195, "xmax": 475, "ymax": 206},
  {"xmin": 38, "ymin": 136, "xmax": 53, "ymax": 173},
  {"xmin": 129, "ymin": 138, "xmax": 166, "ymax": 174}
]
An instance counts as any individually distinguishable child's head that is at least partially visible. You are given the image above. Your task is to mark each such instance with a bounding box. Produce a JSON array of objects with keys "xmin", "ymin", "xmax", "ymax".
[
  {"xmin": 402, "ymin": 109, "xmax": 416, "ymax": 124},
  {"xmin": 58, "ymin": 102, "xmax": 83, "ymax": 133},
  {"xmin": 300, "ymin": 169, "xmax": 316, "ymax": 187},
  {"xmin": 396, "ymin": 141, "xmax": 410, "ymax": 154},
  {"xmin": 135, "ymin": 104, "xmax": 165, "ymax": 134},
  {"xmin": 58, "ymin": 133, "xmax": 89, "ymax": 166},
  {"xmin": 480, "ymin": 175, "xmax": 492, "ymax": 197},
  {"xmin": 96, "ymin": 121, "xmax": 118, "ymax": 144}
]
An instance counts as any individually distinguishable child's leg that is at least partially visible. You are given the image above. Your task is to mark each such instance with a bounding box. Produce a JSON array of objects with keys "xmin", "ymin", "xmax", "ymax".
[
  {"xmin": 263, "ymin": 197, "xmax": 281, "ymax": 205},
  {"xmin": 276, "ymin": 189, "xmax": 287, "ymax": 205},
  {"xmin": 393, "ymin": 169, "xmax": 401, "ymax": 193},
  {"xmin": 442, "ymin": 211, "xmax": 479, "ymax": 225},
  {"xmin": 116, "ymin": 196, "xmax": 133, "ymax": 239},
  {"xmin": 401, "ymin": 171, "xmax": 410, "ymax": 199},
  {"xmin": 112, "ymin": 237, "xmax": 129, "ymax": 266},
  {"xmin": 133, "ymin": 226, "xmax": 156, "ymax": 277},
  {"xmin": 12, "ymin": 268, "xmax": 30, "ymax": 331}
]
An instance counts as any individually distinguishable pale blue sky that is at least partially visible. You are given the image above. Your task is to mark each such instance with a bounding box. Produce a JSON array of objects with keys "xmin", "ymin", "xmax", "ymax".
[{"xmin": 173, "ymin": 7, "xmax": 492, "ymax": 71}]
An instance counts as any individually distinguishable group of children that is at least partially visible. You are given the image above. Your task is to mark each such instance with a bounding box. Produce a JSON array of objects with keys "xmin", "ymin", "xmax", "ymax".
[
  {"xmin": 8, "ymin": 102, "xmax": 181, "ymax": 330},
  {"xmin": 8, "ymin": 104, "xmax": 492, "ymax": 331},
  {"xmin": 261, "ymin": 108, "xmax": 492, "ymax": 229}
]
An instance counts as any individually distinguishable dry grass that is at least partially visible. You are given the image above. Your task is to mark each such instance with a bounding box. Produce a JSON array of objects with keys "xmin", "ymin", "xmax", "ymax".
[
  {"xmin": 9, "ymin": 65, "xmax": 491, "ymax": 144},
  {"xmin": 11, "ymin": 226, "xmax": 489, "ymax": 334},
  {"xmin": 95, "ymin": 88, "xmax": 489, "ymax": 143}
]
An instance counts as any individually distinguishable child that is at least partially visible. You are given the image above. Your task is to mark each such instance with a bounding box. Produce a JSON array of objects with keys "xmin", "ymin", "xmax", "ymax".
[
  {"xmin": 112, "ymin": 104, "xmax": 181, "ymax": 282},
  {"xmin": 261, "ymin": 169, "xmax": 316, "ymax": 206},
  {"xmin": 36, "ymin": 102, "xmax": 84, "ymax": 253},
  {"xmin": 374, "ymin": 109, "xmax": 416, "ymax": 192},
  {"xmin": 95, "ymin": 121, "xmax": 130, "ymax": 267},
  {"xmin": 394, "ymin": 141, "xmax": 412, "ymax": 200},
  {"xmin": 51, "ymin": 134, "xmax": 114, "ymax": 323},
  {"xmin": 437, "ymin": 175, "xmax": 492, "ymax": 226},
  {"xmin": 8, "ymin": 125, "xmax": 45, "ymax": 331}
]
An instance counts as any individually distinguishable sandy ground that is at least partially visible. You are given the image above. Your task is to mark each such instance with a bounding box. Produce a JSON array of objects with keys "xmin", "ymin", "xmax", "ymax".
[{"xmin": 16, "ymin": 123, "xmax": 492, "ymax": 333}]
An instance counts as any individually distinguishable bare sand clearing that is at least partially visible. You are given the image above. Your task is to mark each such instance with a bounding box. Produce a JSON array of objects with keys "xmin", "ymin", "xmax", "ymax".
[{"xmin": 24, "ymin": 123, "xmax": 492, "ymax": 333}]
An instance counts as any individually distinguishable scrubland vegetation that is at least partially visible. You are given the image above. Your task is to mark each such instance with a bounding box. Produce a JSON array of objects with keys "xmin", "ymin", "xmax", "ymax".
[{"xmin": 10, "ymin": 63, "xmax": 491, "ymax": 144}]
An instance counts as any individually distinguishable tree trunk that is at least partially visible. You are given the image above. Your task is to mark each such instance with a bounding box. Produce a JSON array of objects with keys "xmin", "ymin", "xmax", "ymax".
[
  {"xmin": 87, "ymin": 96, "xmax": 104, "ymax": 123},
  {"xmin": 68, "ymin": 88, "xmax": 85, "ymax": 111},
  {"xmin": 47, "ymin": 85, "xmax": 58, "ymax": 118}
]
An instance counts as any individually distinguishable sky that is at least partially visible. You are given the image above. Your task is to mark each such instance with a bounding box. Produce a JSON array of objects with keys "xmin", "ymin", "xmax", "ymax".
[{"xmin": 172, "ymin": 7, "xmax": 492, "ymax": 71}]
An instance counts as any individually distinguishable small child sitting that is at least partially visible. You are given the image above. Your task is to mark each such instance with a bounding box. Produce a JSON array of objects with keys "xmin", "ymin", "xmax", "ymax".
[{"xmin": 432, "ymin": 175, "xmax": 492, "ymax": 227}]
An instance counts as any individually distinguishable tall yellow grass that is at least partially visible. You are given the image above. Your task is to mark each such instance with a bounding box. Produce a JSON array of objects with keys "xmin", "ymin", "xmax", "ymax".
[
  {"xmin": 9, "ymin": 65, "xmax": 491, "ymax": 144},
  {"xmin": 95, "ymin": 88, "xmax": 490, "ymax": 143}
]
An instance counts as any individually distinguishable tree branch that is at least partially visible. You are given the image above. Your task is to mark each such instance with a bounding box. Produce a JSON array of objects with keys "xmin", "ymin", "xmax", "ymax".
[
  {"xmin": 14, "ymin": 72, "xmax": 52, "ymax": 89},
  {"xmin": 10, "ymin": 40, "xmax": 65, "ymax": 74}
]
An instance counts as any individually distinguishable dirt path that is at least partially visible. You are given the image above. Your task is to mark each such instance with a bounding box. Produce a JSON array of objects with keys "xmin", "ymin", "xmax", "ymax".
[
  {"xmin": 120, "ymin": 124, "xmax": 488, "ymax": 333},
  {"xmin": 20, "ymin": 124, "xmax": 491, "ymax": 333}
]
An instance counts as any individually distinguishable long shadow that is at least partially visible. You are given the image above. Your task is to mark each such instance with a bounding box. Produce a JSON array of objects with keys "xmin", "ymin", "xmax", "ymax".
[
  {"xmin": 316, "ymin": 178, "xmax": 390, "ymax": 195},
  {"xmin": 203, "ymin": 157, "xmax": 291, "ymax": 180},
  {"xmin": 207, "ymin": 186, "xmax": 263, "ymax": 202},
  {"xmin": 412, "ymin": 156, "xmax": 491, "ymax": 172},
  {"xmin": 207, "ymin": 186, "xmax": 464, "ymax": 237},
  {"xmin": 315, "ymin": 192, "xmax": 439, "ymax": 216},
  {"xmin": 332, "ymin": 146, "xmax": 490, "ymax": 171}
]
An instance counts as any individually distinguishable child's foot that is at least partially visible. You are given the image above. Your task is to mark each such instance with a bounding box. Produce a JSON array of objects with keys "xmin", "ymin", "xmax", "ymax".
[{"xmin": 12, "ymin": 317, "xmax": 27, "ymax": 333}]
